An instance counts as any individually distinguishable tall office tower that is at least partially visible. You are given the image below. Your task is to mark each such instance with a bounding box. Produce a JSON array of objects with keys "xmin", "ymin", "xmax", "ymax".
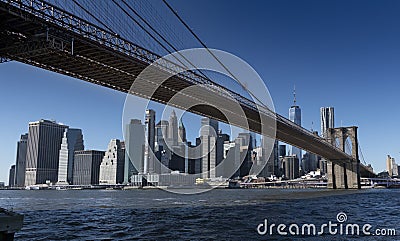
[
  {"xmin": 124, "ymin": 119, "xmax": 145, "ymax": 183},
  {"xmin": 320, "ymin": 107, "xmax": 334, "ymax": 138},
  {"xmin": 25, "ymin": 119, "xmax": 68, "ymax": 186},
  {"xmin": 251, "ymin": 136, "xmax": 274, "ymax": 178},
  {"xmin": 169, "ymin": 145, "xmax": 186, "ymax": 172},
  {"xmin": 301, "ymin": 152, "xmax": 318, "ymax": 174},
  {"xmin": 386, "ymin": 155, "xmax": 392, "ymax": 176},
  {"xmin": 178, "ymin": 119, "xmax": 186, "ymax": 144},
  {"xmin": 200, "ymin": 117, "xmax": 219, "ymax": 178},
  {"xmin": 250, "ymin": 133, "xmax": 257, "ymax": 150},
  {"xmin": 144, "ymin": 109, "xmax": 156, "ymax": 174},
  {"xmin": 14, "ymin": 133, "xmax": 28, "ymax": 187},
  {"xmin": 215, "ymin": 131, "xmax": 230, "ymax": 177},
  {"xmin": 168, "ymin": 110, "xmax": 178, "ymax": 146},
  {"xmin": 57, "ymin": 130, "xmax": 69, "ymax": 185},
  {"xmin": 182, "ymin": 141, "xmax": 198, "ymax": 174},
  {"xmin": 283, "ymin": 155, "xmax": 300, "ymax": 180},
  {"xmin": 278, "ymin": 145, "xmax": 286, "ymax": 157},
  {"xmin": 200, "ymin": 117, "xmax": 218, "ymax": 137},
  {"xmin": 57, "ymin": 128, "xmax": 84, "ymax": 184},
  {"xmin": 120, "ymin": 140, "xmax": 126, "ymax": 154},
  {"xmin": 73, "ymin": 150, "xmax": 105, "ymax": 185},
  {"xmin": 386, "ymin": 155, "xmax": 398, "ymax": 177},
  {"xmin": 156, "ymin": 120, "xmax": 169, "ymax": 147},
  {"xmin": 8, "ymin": 165, "xmax": 15, "ymax": 187},
  {"xmin": 319, "ymin": 159, "xmax": 327, "ymax": 174},
  {"xmin": 253, "ymin": 146, "xmax": 263, "ymax": 168},
  {"xmin": 184, "ymin": 144, "xmax": 189, "ymax": 174},
  {"xmin": 278, "ymin": 144, "xmax": 287, "ymax": 176},
  {"xmin": 159, "ymin": 149, "xmax": 171, "ymax": 174},
  {"xmin": 185, "ymin": 142, "xmax": 200, "ymax": 174},
  {"xmin": 289, "ymin": 87, "xmax": 302, "ymax": 160},
  {"xmin": 270, "ymin": 140, "xmax": 281, "ymax": 176},
  {"xmin": 175, "ymin": 119, "xmax": 188, "ymax": 173},
  {"xmin": 155, "ymin": 120, "xmax": 171, "ymax": 174},
  {"xmin": 391, "ymin": 156, "xmax": 398, "ymax": 176},
  {"xmin": 200, "ymin": 135, "xmax": 216, "ymax": 178},
  {"xmin": 228, "ymin": 133, "xmax": 254, "ymax": 177},
  {"xmin": 223, "ymin": 140, "xmax": 241, "ymax": 178},
  {"xmin": 99, "ymin": 139, "xmax": 125, "ymax": 185}
]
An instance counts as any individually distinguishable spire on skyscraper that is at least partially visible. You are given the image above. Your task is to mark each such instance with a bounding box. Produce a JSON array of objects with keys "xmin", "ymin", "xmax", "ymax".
[
  {"xmin": 178, "ymin": 118, "xmax": 186, "ymax": 143},
  {"xmin": 293, "ymin": 85, "xmax": 297, "ymax": 106}
]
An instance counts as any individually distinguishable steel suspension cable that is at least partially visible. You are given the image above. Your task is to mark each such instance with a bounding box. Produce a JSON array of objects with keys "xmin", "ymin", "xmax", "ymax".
[
  {"xmin": 112, "ymin": 0, "xmax": 211, "ymax": 81},
  {"xmin": 72, "ymin": 0, "xmax": 116, "ymax": 34},
  {"xmin": 120, "ymin": 0, "xmax": 214, "ymax": 82},
  {"xmin": 162, "ymin": 0, "xmax": 275, "ymax": 114}
]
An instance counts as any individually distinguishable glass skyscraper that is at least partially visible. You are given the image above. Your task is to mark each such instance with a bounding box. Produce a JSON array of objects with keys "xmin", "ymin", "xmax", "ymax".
[
  {"xmin": 25, "ymin": 119, "xmax": 68, "ymax": 186},
  {"xmin": 144, "ymin": 109, "xmax": 156, "ymax": 174},
  {"xmin": 289, "ymin": 105, "xmax": 301, "ymax": 126},
  {"xmin": 15, "ymin": 133, "xmax": 28, "ymax": 187},
  {"xmin": 200, "ymin": 117, "xmax": 218, "ymax": 178},
  {"xmin": 320, "ymin": 107, "xmax": 334, "ymax": 138},
  {"xmin": 168, "ymin": 110, "xmax": 178, "ymax": 146},
  {"xmin": 289, "ymin": 89, "xmax": 302, "ymax": 159},
  {"xmin": 124, "ymin": 119, "xmax": 145, "ymax": 182}
]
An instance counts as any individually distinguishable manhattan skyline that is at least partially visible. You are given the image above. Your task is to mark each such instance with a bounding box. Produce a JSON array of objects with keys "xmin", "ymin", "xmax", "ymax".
[{"xmin": 2, "ymin": 0, "xmax": 400, "ymax": 182}]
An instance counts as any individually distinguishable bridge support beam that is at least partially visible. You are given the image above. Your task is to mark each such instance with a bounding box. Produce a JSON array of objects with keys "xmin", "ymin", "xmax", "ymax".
[
  {"xmin": 327, "ymin": 160, "xmax": 360, "ymax": 189},
  {"xmin": 327, "ymin": 161, "xmax": 336, "ymax": 189},
  {"xmin": 326, "ymin": 126, "xmax": 361, "ymax": 189},
  {"xmin": 345, "ymin": 161, "xmax": 361, "ymax": 189}
]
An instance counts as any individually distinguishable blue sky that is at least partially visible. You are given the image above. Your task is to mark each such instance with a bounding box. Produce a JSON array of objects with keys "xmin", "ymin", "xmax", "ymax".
[{"xmin": 1, "ymin": 0, "xmax": 400, "ymax": 183}]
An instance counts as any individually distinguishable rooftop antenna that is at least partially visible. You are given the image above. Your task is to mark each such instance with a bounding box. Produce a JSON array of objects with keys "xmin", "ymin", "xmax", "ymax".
[
  {"xmin": 311, "ymin": 121, "xmax": 314, "ymax": 132},
  {"xmin": 293, "ymin": 85, "xmax": 297, "ymax": 106}
]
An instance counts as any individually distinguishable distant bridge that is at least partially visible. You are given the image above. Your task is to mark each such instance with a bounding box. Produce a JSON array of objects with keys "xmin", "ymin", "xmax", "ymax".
[{"xmin": 0, "ymin": 0, "xmax": 375, "ymax": 188}]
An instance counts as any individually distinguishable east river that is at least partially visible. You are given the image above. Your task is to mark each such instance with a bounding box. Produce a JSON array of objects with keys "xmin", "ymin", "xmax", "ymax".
[{"xmin": 0, "ymin": 188, "xmax": 398, "ymax": 240}]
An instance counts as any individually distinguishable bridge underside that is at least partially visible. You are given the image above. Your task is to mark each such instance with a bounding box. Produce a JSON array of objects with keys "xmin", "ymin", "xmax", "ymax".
[{"xmin": 0, "ymin": 0, "xmax": 373, "ymax": 186}]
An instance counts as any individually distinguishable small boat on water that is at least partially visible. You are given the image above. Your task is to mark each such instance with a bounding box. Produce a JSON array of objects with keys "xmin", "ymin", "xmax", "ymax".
[{"xmin": 0, "ymin": 208, "xmax": 23, "ymax": 241}]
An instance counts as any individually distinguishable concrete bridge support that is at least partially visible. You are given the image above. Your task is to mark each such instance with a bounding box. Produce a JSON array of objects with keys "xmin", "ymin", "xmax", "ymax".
[
  {"xmin": 326, "ymin": 127, "xmax": 361, "ymax": 189},
  {"xmin": 327, "ymin": 160, "xmax": 360, "ymax": 189}
]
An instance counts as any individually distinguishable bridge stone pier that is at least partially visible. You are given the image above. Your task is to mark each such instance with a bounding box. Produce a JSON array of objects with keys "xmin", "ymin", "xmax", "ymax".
[{"xmin": 326, "ymin": 127, "xmax": 361, "ymax": 189}]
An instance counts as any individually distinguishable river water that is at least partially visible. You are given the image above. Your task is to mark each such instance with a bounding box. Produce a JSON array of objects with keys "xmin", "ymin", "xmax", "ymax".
[{"xmin": 0, "ymin": 188, "xmax": 399, "ymax": 240}]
